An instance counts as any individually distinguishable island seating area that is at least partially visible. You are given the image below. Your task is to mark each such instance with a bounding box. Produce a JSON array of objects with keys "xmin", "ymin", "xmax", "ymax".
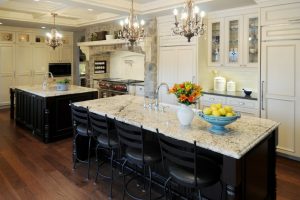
[{"xmin": 70, "ymin": 95, "xmax": 279, "ymax": 200}]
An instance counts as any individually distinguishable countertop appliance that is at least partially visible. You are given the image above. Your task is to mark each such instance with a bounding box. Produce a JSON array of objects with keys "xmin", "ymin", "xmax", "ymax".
[{"xmin": 97, "ymin": 78, "xmax": 144, "ymax": 98}]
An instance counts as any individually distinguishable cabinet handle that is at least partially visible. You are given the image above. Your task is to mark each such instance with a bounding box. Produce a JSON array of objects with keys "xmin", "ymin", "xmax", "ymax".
[
  {"xmin": 239, "ymin": 102, "xmax": 245, "ymax": 105},
  {"xmin": 209, "ymin": 98, "xmax": 215, "ymax": 101},
  {"xmin": 261, "ymin": 81, "xmax": 265, "ymax": 111}
]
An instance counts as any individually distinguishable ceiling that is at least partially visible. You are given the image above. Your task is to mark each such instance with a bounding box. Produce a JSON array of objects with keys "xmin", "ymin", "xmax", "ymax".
[{"xmin": 0, "ymin": 0, "xmax": 257, "ymax": 31}]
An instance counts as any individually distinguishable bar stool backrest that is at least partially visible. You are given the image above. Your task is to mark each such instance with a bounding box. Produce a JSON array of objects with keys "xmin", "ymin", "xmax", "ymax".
[
  {"xmin": 157, "ymin": 132, "xmax": 197, "ymax": 187},
  {"xmin": 71, "ymin": 104, "xmax": 89, "ymax": 126},
  {"xmin": 114, "ymin": 119, "xmax": 144, "ymax": 163}
]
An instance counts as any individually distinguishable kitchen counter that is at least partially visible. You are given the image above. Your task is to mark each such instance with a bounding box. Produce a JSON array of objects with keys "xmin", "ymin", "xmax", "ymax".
[
  {"xmin": 74, "ymin": 95, "xmax": 277, "ymax": 159},
  {"xmin": 14, "ymin": 85, "xmax": 98, "ymax": 98},
  {"xmin": 74, "ymin": 95, "xmax": 278, "ymax": 200},
  {"xmin": 203, "ymin": 90, "xmax": 258, "ymax": 100}
]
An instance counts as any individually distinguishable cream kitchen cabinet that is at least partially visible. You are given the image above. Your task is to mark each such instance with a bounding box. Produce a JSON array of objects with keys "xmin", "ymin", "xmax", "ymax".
[
  {"xmin": 0, "ymin": 44, "xmax": 14, "ymax": 106},
  {"xmin": 200, "ymin": 94, "xmax": 259, "ymax": 116},
  {"xmin": 158, "ymin": 46, "xmax": 197, "ymax": 105},
  {"xmin": 49, "ymin": 45, "xmax": 73, "ymax": 63},
  {"xmin": 208, "ymin": 9, "xmax": 259, "ymax": 68}
]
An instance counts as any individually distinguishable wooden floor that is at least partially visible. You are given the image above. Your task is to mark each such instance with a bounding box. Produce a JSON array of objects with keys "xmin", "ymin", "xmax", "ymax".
[{"xmin": 0, "ymin": 109, "xmax": 300, "ymax": 200}]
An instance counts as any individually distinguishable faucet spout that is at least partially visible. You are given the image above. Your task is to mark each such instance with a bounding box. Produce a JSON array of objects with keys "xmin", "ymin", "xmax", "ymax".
[{"xmin": 154, "ymin": 82, "xmax": 169, "ymax": 110}]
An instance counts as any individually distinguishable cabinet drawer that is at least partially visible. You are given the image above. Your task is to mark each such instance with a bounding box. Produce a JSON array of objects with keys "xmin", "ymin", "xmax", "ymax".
[
  {"xmin": 201, "ymin": 95, "xmax": 226, "ymax": 105},
  {"xmin": 261, "ymin": 3, "xmax": 300, "ymax": 26},
  {"xmin": 226, "ymin": 98, "xmax": 257, "ymax": 109}
]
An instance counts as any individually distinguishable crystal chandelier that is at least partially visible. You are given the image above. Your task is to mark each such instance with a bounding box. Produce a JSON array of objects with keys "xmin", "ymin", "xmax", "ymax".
[
  {"xmin": 119, "ymin": 0, "xmax": 145, "ymax": 46},
  {"xmin": 172, "ymin": 0, "xmax": 206, "ymax": 42},
  {"xmin": 46, "ymin": 13, "xmax": 63, "ymax": 50}
]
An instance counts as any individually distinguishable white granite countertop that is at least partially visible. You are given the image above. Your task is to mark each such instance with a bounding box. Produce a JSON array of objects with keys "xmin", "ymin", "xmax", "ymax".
[
  {"xmin": 74, "ymin": 95, "xmax": 279, "ymax": 159},
  {"xmin": 14, "ymin": 85, "xmax": 98, "ymax": 97}
]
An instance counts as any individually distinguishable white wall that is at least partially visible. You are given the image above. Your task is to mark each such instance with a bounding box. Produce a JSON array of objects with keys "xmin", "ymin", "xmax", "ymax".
[{"xmin": 109, "ymin": 51, "xmax": 145, "ymax": 80}]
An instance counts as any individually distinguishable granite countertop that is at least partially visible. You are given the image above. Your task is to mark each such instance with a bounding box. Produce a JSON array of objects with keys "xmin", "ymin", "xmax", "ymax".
[
  {"xmin": 14, "ymin": 85, "xmax": 98, "ymax": 97},
  {"xmin": 74, "ymin": 95, "xmax": 279, "ymax": 159},
  {"xmin": 203, "ymin": 90, "xmax": 258, "ymax": 100}
]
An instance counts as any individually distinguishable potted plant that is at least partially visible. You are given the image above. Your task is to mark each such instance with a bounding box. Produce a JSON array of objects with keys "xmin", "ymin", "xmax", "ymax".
[
  {"xmin": 169, "ymin": 81, "xmax": 202, "ymax": 126},
  {"xmin": 56, "ymin": 78, "xmax": 70, "ymax": 91}
]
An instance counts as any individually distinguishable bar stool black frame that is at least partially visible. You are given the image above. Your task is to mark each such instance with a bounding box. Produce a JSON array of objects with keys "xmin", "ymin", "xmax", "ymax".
[
  {"xmin": 114, "ymin": 119, "xmax": 162, "ymax": 200},
  {"xmin": 157, "ymin": 130, "xmax": 222, "ymax": 200},
  {"xmin": 89, "ymin": 112, "xmax": 119, "ymax": 199},
  {"xmin": 71, "ymin": 104, "xmax": 94, "ymax": 180}
]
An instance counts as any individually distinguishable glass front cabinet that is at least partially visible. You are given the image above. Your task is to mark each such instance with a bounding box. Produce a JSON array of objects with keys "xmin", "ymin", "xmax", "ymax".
[{"xmin": 207, "ymin": 13, "xmax": 259, "ymax": 68}]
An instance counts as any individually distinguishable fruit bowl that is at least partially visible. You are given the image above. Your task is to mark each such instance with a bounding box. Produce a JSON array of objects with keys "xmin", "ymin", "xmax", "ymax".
[{"xmin": 198, "ymin": 111, "xmax": 241, "ymax": 134}]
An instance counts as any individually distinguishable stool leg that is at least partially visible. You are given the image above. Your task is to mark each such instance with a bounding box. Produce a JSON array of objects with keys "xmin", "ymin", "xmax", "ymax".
[
  {"xmin": 95, "ymin": 144, "xmax": 100, "ymax": 183},
  {"xmin": 73, "ymin": 133, "xmax": 79, "ymax": 169},
  {"xmin": 198, "ymin": 189, "xmax": 202, "ymax": 200},
  {"xmin": 121, "ymin": 160, "xmax": 127, "ymax": 200},
  {"xmin": 149, "ymin": 166, "xmax": 152, "ymax": 200},
  {"xmin": 109, "ymin": 150, "xmax": 114, "ymax": 199},
  {"xmin": 87, "ymin": 136, "xmax": 92, "ymax": 180}
]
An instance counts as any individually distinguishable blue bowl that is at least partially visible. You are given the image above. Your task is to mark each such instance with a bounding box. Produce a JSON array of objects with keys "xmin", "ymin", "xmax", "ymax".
[{"xmin": 198, "ymin": 111, "xmax": 241, "ymax": 134}]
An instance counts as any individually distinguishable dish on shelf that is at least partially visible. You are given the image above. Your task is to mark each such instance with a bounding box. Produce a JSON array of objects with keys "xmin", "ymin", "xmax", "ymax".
[
  {"xmin": 198, "ymin": 111, "xmax": 241, "ymax": 134},
  {"xmin": 243, "ymin": 88, "xmax": 252, "ymax": 96}
]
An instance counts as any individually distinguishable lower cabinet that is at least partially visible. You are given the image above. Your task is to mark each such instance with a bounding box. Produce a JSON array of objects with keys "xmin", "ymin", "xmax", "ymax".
[
  {"xmin": 200, "ymin": 94, "xmax": 259, "ymax": 116},
  {"xmin": 15, "ymin": 89, "xmax": 98, "ymax": 143}
]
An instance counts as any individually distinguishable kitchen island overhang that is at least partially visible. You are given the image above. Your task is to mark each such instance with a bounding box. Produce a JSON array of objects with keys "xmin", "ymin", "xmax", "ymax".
[
  {"xmin": 74, "ymin": 95, "xmax": 279, "ymax": 200},
  {"xmin": 13, "ymin": 85, "xmax": 98, "ymax": 143}
]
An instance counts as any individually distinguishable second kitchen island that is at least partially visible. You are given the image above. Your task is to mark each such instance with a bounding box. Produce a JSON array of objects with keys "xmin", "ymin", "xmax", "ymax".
[{"xmin": 14, "ymin": 85, "xmax": 98, "ymax": 143}]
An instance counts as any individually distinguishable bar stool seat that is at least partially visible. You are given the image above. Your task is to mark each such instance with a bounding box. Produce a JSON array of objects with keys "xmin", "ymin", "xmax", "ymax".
[
  {"xmin": 125, "ymin": 145, "xmax": 161, "ymax": 165},
  {"xmin": 168, "ymin": 155, "xmax": 220, "ymax": 187},
  {"xmin": 76, "ymin": 124, "xmax": 93, "ymax": 136},
  {"xmin": 97, "ymin": 133, "xmax": 119, "ymax": 148}
]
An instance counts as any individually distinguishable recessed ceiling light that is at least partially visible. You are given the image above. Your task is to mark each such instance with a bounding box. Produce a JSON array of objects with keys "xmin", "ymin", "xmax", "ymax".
[
  {"xmin": 34, "ymin": 0, "xmax": 40, "ymax": 2},
  {"xmin": 0, "ymin": 22, "xmax": 2, "ymax": 25},
  {"xmin": 41, "ymin": 26, "xmax": 46, "ymax": 29},
  {"xmin": 88, "ymin": 8, "xmax": 93, "ymax": 11}
]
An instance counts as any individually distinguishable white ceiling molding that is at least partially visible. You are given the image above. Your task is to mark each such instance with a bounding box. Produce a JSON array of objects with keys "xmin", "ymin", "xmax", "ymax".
[{"xmin": 0, "ymin": 0, "xmax": 257, "ymax": 28}]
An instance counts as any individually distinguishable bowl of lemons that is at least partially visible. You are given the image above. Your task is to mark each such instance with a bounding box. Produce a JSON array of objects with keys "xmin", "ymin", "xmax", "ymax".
[{"xmin": 198, "ymin": 103, "xmax": 240, "ymax": 134}]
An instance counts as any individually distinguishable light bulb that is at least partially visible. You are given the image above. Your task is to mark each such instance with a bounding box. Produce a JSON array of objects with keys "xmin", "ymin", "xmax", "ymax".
[
  {"xmin": 181, "ymin": 12, "xmax": 187, "ymax": 20},
  {"xmin": 133, "ymin": 22, "xmax": 138, "ymax": 28},
  {"xmin": 194, "ymin": 6, "xmax": 199, "ymax": 14},
  {"xmin": 46, "ymin": 33, "xmax": 52, "ymax": 38},
  {"xmin": 200, "ymin": 11, "xmax": 206, "ymax": 18},
  {"xmin": 173, "ymin": 9, "xmax": 178, "ymax": 16},
  {"xmin": 120, "ymin": 20, "xmax": 124, "ymax": 26},
  {"xmin": 140, "ymin": 20, "xmax": 145, "ymax": 26},
  {"xmin": 125, "ymin": 18, "xmax": 129, "ymax": 24}
]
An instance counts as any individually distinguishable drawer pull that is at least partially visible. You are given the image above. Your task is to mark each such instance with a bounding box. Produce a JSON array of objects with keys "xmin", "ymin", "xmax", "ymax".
[
  {"xmin": 209, "ymin": 98, "xmax": 215, "ymax": 101},
  {"xmin": 239, "ymin": 102, "xmax": 245, "ymax": 105}
]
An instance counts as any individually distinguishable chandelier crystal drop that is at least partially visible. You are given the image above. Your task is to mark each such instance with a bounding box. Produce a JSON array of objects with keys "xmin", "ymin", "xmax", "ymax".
[
  {"xmin": 46, "ymin": 13, "xmax": 63, "ymax": 50},
  {"xmin": 119, "ymin": 0, "xmax": 145, "ymax": 46},
  {"xmin": 172, "ymin": 0, "xmax": 206, "ymax": 42}
]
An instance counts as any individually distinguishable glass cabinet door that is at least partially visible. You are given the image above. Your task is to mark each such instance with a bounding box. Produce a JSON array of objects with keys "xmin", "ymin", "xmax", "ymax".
[
  {"xmin": 245, "ymin": 15, "xmax": 258, "ymax": 67},
  {"xmin": 225, "ymin": 16, "xmax": 243, "ymax": 67},
  {"xmin": 208, "ymin": 19, "xmax": 224, "ymax": 67}
]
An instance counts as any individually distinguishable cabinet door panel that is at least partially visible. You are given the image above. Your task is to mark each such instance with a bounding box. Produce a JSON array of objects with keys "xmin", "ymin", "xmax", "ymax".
[
  {"xmin": 0, "ymin": 44, "xmax": 14, "ymax": 74},
  {"xmin": 265, "ymin": 43, "xmax": 295, "ymax": 97},
  {"xmin": 49, "ymin": 48, "xmax": 61, "ymax": 63},
  {"xmin": 0, "ymin": 76, "xmax": 13, "ymax": 106},
  {"xmin": 208, "ymin": 18, "xmax": 224, "ymax": 67},
  {"xmin": 61, "ymin": 46, "xmax": 72, "ymax": 63},
  {"xmin": 33, "ymin": 45, "xmax": 48, "ymax": 74},
  {"xmin": 15, "ymin": 45, "xmax": 32, "ymax": 85},
  {"xmin": 177, "ymin": 47, "xmax": 196, "ymax": 83},
  {"xmin": 267, "ymin": 99, "xmax": 295, "ymax": 153}
]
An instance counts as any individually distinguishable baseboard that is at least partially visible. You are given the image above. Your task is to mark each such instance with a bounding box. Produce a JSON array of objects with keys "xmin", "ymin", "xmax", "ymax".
[{"xmin": 277, "ymin": 152, "xmax": 300, "ymax": 162}]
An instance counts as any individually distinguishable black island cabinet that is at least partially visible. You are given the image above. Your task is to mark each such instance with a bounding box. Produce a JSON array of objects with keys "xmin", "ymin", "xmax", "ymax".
[{"xmin": 14, "ymin": 85, "xmax": 98, "ymax": 143}]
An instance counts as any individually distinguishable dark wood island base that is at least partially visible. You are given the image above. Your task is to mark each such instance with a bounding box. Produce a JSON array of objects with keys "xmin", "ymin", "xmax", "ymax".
[{"xmin": 13, "ymin": 86, "xmax": 98, "ymax": 143}]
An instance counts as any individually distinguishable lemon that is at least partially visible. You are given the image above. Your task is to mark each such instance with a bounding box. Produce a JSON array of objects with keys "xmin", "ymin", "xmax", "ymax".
[
  {"xmin": 216, "ymin": 103, "xmax": 222, "ymax": 109},
  {"xmin": 211, "ymin": 105, "xmax": 218, "ymax": 111},
  {"xmin": 212, "ymin": 110, "xmax": 221, "ymax": 117},
  {"xmin": 226, "ymin": 112, "xmax": 234, "ymax": 117},
  {"xmin": 203, "ymin": 107, "xmax": 212, "ymax": 115},
  {"xmin": 224, "ymin": 106, "xmax": 233, "ymax": 113},
  {"xmin": 219, "ymin": 108, "xmax": 227, "ymax": 116}
]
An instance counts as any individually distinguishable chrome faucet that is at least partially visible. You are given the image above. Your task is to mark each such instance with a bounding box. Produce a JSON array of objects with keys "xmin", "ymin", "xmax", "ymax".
[{"xmin": 154, "ymin": 82, "xmax": 169, "ymax": 110}]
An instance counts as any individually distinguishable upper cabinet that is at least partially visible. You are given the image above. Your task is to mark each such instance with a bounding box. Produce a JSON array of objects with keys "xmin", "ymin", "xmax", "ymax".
[{"xmin": 207, "ymin": 8, "xmax": 259, "ymax": 68}]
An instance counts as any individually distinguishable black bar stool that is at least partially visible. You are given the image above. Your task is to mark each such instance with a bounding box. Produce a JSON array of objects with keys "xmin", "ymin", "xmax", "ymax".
[
  {"xmin": 71, "ymin": 104, "xmax": 96, "ymax": 180},
  {"xmin": 114, "ymin": 119, "xmax": 161, "ymax": 200},
  {"xmin": 89, "ymin": 112, "xmax": 119, "ymax": 199},
  {"xmin": 157, "ymin": 130, "xmax": 222, "ymax": 200}
]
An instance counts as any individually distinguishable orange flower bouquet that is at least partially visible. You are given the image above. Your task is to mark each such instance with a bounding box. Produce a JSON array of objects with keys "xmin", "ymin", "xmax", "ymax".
[{"xmin": 169, "ymin": 81, "xmax": 202, "ymax": 106}]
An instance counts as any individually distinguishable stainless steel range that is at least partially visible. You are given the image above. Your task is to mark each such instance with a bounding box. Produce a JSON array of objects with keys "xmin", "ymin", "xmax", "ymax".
[{"xmin": 97, "ymin": 78, "xmax": 144, "ymax": 98}]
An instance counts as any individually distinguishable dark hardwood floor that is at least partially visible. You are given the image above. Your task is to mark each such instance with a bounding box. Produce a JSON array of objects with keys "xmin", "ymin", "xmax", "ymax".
[{"xmin": 0, "ymin": 109, "xmax": 300, "ymax": 200}]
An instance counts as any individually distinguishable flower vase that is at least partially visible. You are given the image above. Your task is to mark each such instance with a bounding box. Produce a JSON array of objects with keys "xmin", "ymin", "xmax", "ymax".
[{"xmin": 177, "ymin": 104, "xmax": 194, "ymax": 126}]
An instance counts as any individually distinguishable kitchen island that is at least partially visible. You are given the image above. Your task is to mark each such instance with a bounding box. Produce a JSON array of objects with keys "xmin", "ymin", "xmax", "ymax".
[
  {"xmin": 14, "ymin": 85, "xmax": 98, "ymax": 143},
  {"xmin": 74, "ymin": 95, "xmax": 279, "ymax": 200}
]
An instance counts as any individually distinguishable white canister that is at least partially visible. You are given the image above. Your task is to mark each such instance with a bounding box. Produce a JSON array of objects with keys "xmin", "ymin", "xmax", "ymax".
[
  {"xmin": 227, "ymin": 81, "xmax": 236, "ymax": 92},
  {"xmin": 214, "ymin": 76, "xmax": 226, "ymax": 92}
]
